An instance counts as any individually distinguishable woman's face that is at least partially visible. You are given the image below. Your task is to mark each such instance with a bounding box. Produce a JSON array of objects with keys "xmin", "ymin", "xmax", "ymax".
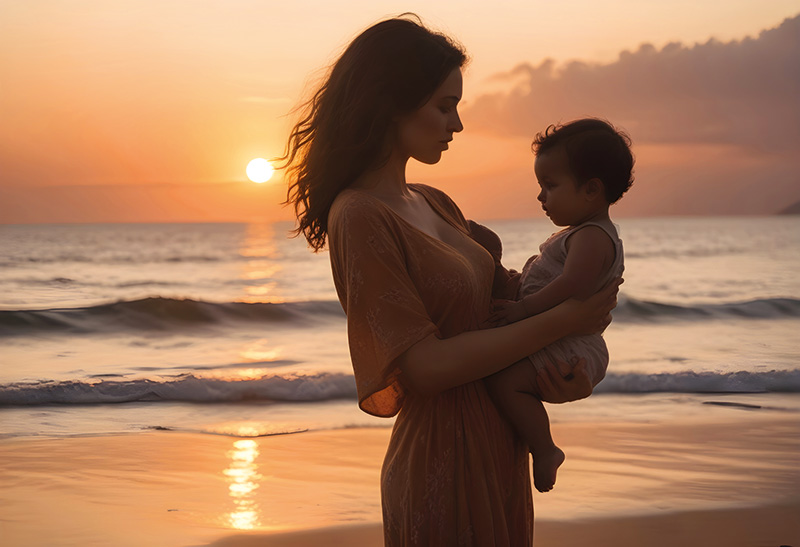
[{"xmin": 395, "ymin": 68, "xmax": 464, "ymax": 165}]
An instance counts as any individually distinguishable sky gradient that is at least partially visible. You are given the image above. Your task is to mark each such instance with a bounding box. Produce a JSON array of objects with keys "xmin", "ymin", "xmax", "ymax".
[{"xmin": 1, "ymin": 1, "xmax": 798, "ymax": 223}]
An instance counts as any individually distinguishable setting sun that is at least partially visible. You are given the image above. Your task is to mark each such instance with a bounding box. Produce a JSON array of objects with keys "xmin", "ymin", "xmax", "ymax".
[{"xmin": 246, "ymin": 158, "xmax": 274, "ymax": 183}]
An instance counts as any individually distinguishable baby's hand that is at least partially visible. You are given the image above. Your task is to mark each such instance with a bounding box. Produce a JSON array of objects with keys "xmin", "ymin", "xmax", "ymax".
[{"xmin": 489, "ymin": 300, "xmax": 529, "ymax": 325}]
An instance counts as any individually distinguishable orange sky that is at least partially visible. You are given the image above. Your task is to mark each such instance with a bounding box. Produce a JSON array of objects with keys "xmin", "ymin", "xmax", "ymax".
[{"xmin": 1, "ymin": 1, "xmax": 798, "ymax": 224}]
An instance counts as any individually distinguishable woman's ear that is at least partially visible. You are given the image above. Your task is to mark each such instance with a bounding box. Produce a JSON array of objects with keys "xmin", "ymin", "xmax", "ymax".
[{"xmin": 584, "ymin": 178, "xmax": 605, "ymax": 201}]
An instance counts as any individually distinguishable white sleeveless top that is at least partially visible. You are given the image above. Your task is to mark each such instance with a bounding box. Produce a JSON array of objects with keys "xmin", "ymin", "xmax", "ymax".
[
  {"xmin": 518, "ymin": 219, "xmax": 624, "ymax": 386},
  {"xmin": 519, "ymin": 219, "xmax": 624, "ymax": 299}
]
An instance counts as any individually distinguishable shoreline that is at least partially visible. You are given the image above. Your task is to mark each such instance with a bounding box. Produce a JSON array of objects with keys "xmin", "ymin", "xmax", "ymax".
[
  {"xmin": 207, "ymin": 501, "xmax": 800, "ymax": 547},
  {"xmin": 1, "ymin": 416, "xmax": 798, "ymax": 546}
]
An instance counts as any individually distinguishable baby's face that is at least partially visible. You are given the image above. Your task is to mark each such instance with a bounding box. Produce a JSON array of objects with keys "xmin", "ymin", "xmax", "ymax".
[{"xmin": 534, "ymin": 146, "xmax": 590, "ymax": 227}]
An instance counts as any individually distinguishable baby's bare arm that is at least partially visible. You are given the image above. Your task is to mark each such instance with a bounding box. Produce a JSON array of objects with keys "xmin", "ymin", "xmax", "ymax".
[{"xmin": 520, "ymin": 226, "xmax": 615, "ymax": 316}]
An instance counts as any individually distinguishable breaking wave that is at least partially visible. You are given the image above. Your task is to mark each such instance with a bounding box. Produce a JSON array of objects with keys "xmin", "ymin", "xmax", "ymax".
[
  {"xmin": 1, "ymin": 296, "xmax": 798, "ymax": 336},
  {"xmin": 2, "ymin": 370, "xmax": 798, "ymax": 406}
]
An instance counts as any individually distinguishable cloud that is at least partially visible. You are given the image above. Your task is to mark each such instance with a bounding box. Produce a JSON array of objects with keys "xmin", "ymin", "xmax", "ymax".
[{"xmin": 465, "ymin": 15, "xmax": 800, "ymax": 152}]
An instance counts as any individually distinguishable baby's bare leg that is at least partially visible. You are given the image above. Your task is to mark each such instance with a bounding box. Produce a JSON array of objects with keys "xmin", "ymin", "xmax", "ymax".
[{"xmin": 486, "ymin": 358, "xmax": 565, "ymax": 493}]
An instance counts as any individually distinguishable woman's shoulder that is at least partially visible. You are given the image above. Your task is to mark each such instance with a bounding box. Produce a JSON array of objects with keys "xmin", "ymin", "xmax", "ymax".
[
  {"xmin": 330, "ymin": 187, "xmax": 373, "ymax": 212},
  {"xmin": 330, "ymin": 188, "xmax": 388, "ymax": 222},
  {"xmin": 409, "ymin": 183, "xmax": 468, "ymax": 228},
  {"xmin": 328, "ymin": 189, "xmax": 403, "ymax": 244},
  {"xmin": 409, "ymin": 183, "xmax": 458, "ymax": 209}
]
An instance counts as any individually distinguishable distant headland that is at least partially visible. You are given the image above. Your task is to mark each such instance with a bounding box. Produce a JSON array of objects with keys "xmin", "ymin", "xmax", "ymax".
[{"xmin": 778, "ymin": 200, "xmax": 800, "ymax": 215}]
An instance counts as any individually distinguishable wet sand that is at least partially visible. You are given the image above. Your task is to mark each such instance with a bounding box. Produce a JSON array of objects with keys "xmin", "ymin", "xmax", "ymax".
[{"xmin": 1, "ymin": 416, "xmax": 798, "ymax": 546}]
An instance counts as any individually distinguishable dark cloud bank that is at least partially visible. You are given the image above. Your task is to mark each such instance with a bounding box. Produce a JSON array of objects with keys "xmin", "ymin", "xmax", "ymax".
[
  {"xmin": 467, "ymin": 15, "xmax": 799, "ymax": 151},
  {"xmin": 460, "ymin": 15, "xmax": 800, "ymax": 215}
]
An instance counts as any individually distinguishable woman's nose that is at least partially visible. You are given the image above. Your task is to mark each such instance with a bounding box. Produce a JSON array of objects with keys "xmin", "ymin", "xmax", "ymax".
[
  {"xmin": 537, "ymin": 189, "xmax": 545, "ymax": 202},
  {"xmin": 450, "ymin": 111, "xmax": 464, "ymax": 133}
]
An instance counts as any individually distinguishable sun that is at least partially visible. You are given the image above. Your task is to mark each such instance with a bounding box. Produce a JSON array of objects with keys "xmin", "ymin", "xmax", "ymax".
[{"xmin": 246, "ymin": 158, "xmax": 274, "ymax": 183}]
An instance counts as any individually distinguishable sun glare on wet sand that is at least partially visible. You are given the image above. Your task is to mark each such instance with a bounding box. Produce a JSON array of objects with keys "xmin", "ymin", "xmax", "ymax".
[{"xmin": 246, "ymin": 158, "xmax": 274, "ymax": 183}]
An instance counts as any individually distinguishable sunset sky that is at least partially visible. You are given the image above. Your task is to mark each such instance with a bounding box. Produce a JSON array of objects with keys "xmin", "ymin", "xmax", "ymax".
[{"xmin": 1, "ymin": 0, "xmax": 798, "ymax": 224}]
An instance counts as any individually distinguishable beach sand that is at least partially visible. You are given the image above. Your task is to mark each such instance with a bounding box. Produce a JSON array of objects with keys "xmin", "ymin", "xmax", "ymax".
[{"xmin": 1, "ymin": 415, "xmax": 798, "ymax": 546}]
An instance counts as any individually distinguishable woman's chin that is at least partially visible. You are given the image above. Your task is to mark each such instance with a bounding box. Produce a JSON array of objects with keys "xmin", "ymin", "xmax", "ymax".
[{"xmin": 413, "ymin": 152, "xmax": 444, "ymax": 165}]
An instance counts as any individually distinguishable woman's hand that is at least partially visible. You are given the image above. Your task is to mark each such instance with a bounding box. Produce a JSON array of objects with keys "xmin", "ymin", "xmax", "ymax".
[
  {"xmin": 489, "ymin": 300, "xmax": 528, "ymax": 326},
  {"xmin": 561, "ymin": 277, "xmax": 623, "ymax": 336},
  {"xmin": 537, "ymin": 359, "xmax": 593, "ymax": 403}
]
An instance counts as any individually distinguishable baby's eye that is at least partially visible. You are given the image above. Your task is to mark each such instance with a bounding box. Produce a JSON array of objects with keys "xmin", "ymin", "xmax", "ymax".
[{"xmin": 439, "ymin": 106, "xmax": 452, "ymax": 114}]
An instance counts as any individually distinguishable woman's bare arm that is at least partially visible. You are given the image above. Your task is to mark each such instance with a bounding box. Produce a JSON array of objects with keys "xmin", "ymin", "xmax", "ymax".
[{"xmin": 398, "ymin": 279, "xmax": 621, "ymax": 395}]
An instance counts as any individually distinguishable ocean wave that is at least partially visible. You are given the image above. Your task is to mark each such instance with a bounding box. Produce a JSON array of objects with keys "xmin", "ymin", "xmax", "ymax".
[
  {"xmin": 3, "ymin": 277, "xmax": 181, "ymax": 289},
  {"xmin": 5, "ymin": 254, "xmax": 231, "ymax": 266},
  {"xmin": 613, "ymin": 296, "xmax": 800, "ymax": 322},
  {"xmin": 1, "ymin": 296, "xmax": 797, "ymax": 336},
  {"xmin": 0, "ymin": 297, "xmax": 345, "ymax": 334},
  {"xmin": 595, "ymin": 370, "xmax": 800, "ymax": 394},
  {"xmin": 0, "ymin": 372, "xmax": 357, "ymax": 406},
  {"xmin": 1, "ymin": 370, "xmax": 798, "ymax": 406},
  {"xmin": 625, "ymin": 247, "xmax": 748, "ymax": 259}
]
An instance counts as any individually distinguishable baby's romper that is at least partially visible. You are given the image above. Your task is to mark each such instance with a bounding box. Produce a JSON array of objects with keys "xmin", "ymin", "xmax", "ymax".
[{"xmin": 518, "ymin": 220, "xmax": 624, "ymax": 386}]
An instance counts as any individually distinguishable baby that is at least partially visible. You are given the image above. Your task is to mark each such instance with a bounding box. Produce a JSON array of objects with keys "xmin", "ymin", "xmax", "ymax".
[{"xmin": 486, "ymin": 118, "xmax": 633, "ymax": 493}]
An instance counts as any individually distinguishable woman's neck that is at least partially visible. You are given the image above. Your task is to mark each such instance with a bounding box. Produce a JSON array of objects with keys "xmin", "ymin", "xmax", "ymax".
[{"xmin": 351, "ymin": 152, "xmax": 412, "ymax": 198}]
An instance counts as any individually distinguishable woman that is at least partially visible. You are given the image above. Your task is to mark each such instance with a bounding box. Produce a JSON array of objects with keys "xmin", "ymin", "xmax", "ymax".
[{"xmin": 282, "ymin": 15, "xmax": 618, "ymax": 546}]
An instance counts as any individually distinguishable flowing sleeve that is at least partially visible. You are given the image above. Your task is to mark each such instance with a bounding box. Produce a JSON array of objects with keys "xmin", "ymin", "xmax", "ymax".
[
  {"xmin": 328, "ymin": 194, "xmax": 439, "ymax": 417},
  {"xmin": 467, "ymin": 220, "xmax": 521, "ymax": 301}
]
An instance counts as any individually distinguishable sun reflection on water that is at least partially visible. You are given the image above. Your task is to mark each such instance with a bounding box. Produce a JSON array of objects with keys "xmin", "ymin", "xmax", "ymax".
[
  {"xmin": 240, "ymin": 223, "xmax": 284, "ymax": 304},
  {"xmin": 224, "ymin": 439, "xmax": 263, "ymax": 530},
  {"xmin": 239, "ymin": 338, "xmax": 284, "ymax": 363}
]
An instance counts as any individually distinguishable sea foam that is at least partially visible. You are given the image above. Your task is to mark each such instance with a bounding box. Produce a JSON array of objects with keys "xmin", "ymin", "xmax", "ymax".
[{"xmin": 2, "ymin": 370, "xmax": 798, "ymax": 406}]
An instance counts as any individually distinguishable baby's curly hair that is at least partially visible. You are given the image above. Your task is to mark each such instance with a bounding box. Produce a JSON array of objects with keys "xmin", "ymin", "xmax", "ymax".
[{"xmin": 532, "ymin": 118, "xmax": 634, "ymax": 204}]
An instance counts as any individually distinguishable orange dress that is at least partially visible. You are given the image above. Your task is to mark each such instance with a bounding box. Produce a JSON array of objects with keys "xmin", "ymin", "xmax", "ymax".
[{"xmin": 328, "ymin": 184, "xmax": 532, "ymax": 546}]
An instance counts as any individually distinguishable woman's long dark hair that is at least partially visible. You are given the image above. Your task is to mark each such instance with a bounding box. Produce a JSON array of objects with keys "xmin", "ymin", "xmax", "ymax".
[{"xmin": 280, "ymin": 15, "xmax": 467, "ymax": 251}]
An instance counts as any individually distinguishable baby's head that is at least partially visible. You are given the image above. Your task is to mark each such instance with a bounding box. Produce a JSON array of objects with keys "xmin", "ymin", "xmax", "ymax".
[{"xmin": 532, "ymin": 119, "xmax": 634, "ymax": 208}]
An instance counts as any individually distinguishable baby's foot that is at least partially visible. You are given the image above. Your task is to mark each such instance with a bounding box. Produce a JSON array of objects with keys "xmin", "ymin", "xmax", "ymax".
[{"xmin": 533, "ymin": 446, "xmax": 565, "ymax": 493}]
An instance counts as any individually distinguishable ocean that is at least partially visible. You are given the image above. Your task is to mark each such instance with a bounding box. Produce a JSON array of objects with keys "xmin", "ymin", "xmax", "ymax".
[{"xmin": 1, "ymin": 216, "xmax": 799, "ymax": 440}]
